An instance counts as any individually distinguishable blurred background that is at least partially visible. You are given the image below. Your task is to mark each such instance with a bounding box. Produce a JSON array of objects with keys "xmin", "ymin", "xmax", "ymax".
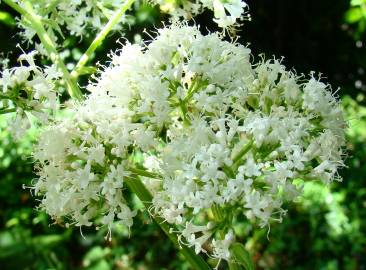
[{"xmin": 0, "ymin": 0, "xmax": 365, "ymax": 269}]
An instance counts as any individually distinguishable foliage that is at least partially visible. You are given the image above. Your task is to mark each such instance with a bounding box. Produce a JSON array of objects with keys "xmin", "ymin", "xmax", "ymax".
[{"xmin": 345, "ymin": 0, "xmax": 366, "ymax": 39}]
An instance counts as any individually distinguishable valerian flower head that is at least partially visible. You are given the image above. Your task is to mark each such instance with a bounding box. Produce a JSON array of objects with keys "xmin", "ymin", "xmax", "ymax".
[{"xmin": 33, "ymin": 24, "xmax": 346, "ymax": 263}]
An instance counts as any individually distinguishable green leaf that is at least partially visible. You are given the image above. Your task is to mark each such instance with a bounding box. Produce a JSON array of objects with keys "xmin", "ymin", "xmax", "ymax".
[
  {"xmin": 229, "ymin": 261, "xmax": 243, "ymax": 270},
  {"xmin": 83, "ymin": 246, "xmax": 110, "ymax": 267},
  {"xmin": 230, "ymin": 243, "xmax": 255, "ymax": 270},
  {"xmin": 350, "ymin": 0, "xmax": 366, "ymax": 6},
  {"xmin": 32, "ymin": 234, "xmax": 64, "ymax": 247},
  {"xmin": 87, "ymin": 259, "xmax": 110, "ymax": 270},
  {"xmin": 0, "ymin": 11, "xmax": 16, "ymax": 26},
  {"xmin": 43, "ymin": 18, "xmax": 65, "ymax": 38},
  {"xmin": 345, "ymin": 7, "xmax": 363, "ymax": 23}
]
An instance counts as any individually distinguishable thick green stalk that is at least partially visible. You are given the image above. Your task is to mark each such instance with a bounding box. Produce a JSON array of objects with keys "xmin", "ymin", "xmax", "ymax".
[
  {"xmin": 3, "ymin": 0, "xmax": 83, "ymax": 100},
  {"xmin": 71, "ymin": 0, "xmax": 135, "ymax": 79},
  {"xmin": 125, "ymin": 176, "xmax": 212, "ymax": 270}
]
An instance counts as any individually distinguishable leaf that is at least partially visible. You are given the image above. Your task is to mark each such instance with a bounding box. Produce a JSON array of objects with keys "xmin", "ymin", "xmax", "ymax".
[
  {"xmin": 32, "ymin": 234, "xmax": 64, "ymax": 248},
  {"xmin": 345, "ymin": 7, "xmax": 363, "ymax": 23},
  {"xmin": 230, "ymin": 242, "xmax": 255, "ymax": 270},
  {"xmin": 83, "ymin": 246, "xmax": 110, "ymax": 264},
  {"xmin": 42, "ymin": 18, "xmax": 65, "ymax": 38},
  {"xmin": 228, "ymin": 261, "xmax": 243, "ymax": 270},
  {"xmin": 76, "ymin": 66, "xmax": 98, "ymax": 76},
  {"xmin": 0, "ymin": 11, "xmax": 16, "ymax": 26}
]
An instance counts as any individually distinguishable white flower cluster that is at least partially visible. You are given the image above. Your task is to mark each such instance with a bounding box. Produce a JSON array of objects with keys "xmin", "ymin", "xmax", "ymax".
[
  {"xmin": 33, "ymin": 24, "xmax": 345, "ymax": 262},
  {"xmin": 153, "ymin": 0, "xmax": 248, "ymax": 28},
  {"xmin": 16, "ymin": 0, "xmax": 128, "ymax": 40},
  {"xmin": 15, "ymin": 0, "xmax": 247, "ymax": 42},
  {"xmin": 0, "ymin": 51, "xmax": 60, "ymax": 138}
]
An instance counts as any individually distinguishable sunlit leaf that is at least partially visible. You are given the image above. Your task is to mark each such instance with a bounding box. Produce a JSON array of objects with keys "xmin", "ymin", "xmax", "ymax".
[
  {"xmin": 230, "ymin": 243, "xmax": 254, "ymax": 270},
  {"xmin": 0, "ymin": 11, "xmax": 15, "ymax": 26}
]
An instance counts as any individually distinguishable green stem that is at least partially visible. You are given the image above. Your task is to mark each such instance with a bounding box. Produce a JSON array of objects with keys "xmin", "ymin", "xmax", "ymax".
[
  {"xmin": 222, "ymin": 164, "xmax": 235, "ymax": 178},
  {"xmin": 124, "ymin": 176, "xmax": 212, "ymax": 270},
  {"xmin": 183, "ymin": 79, "xmax": 208, "ymax": 103},
  {"xmin": 179, "ymin": 101, "xmax": 191, "ymax": 126},
  {"xmin": 3, "ymin": 0, "xmax": 83, "ymax": 100},
  {"xmin": 71, "ymin": 0, "xmax": 135, "ymax": 79},
  {"xmin": 232, "ymin": 139, "xmax": 253, "ymax": 168},
  {"xmin": 0, "ymin": 95, "xmax": 12, "ymax": 100},
  {"xmin": 0, "ymin": 108, "xmax": 16, "ymax": 114},
  {"xmin": 127, "ymin": 167, "xmax": 162, "ymax": 180},
  {"xmin": 2, "ymin": 0, "xmax": 24, "ymax": 14},
  {"xmin": 228, "ymin": 262, "xmax": 243, "ymax": 270},
  {"xmin": 211, "ymin": 204, "xmax": 225, "ymax": 223}
]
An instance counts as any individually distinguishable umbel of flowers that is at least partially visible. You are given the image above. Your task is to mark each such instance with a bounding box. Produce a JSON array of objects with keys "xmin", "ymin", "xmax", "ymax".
[{"xmin": 33, "ymin": 24, "xmax": 346, "ymax": 265}]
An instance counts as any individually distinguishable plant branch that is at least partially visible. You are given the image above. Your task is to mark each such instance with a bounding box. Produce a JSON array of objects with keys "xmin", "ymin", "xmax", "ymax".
[
  {"xmin": 71, "ymin": 0, "xmax": 135, "ymax": 79},
  {"xmin": 232, "ymin": 139, "xmax": 253, "ymax": 168}
]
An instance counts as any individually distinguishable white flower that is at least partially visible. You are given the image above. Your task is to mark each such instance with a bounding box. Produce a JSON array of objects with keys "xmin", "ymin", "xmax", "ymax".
[
  {"xmin": 181, "ymin": 222, "xmax": 213, "ymax": 254},
  {"xmin": 212, "ymin": 0, "xmax": 247, "ymax": 28},
  {"xmin": 117, "ymin": 205, "xmax": 137, "ymax": 228},
  {"xmin": 100, "ymin": 165, "xmax": 125, "ymax": 196},
  {"xmin": 76, "ymin": 162, "xmax": 95, "ymax": 190},
  {"xmin": 0, "ymin": 50, "xmax": 59, "ymax": 138},
  {"xmin": 152, "ymin": 0, "xmax": 248, "ymax": 29},
  {"xmin": 15, "ymin": 0, "xmax": 128, "ymax": 40},
  {"xmin": 212, "ymin": 230, "xmax": 235, "ymax": 261},
  {"xmin": 33, "ymin": 24, "xmax": 346, "ymax": 263},
  {"xmin": 88, "ymin": 145, "xmax": 105, "ymax": 165},
  {"xmin": 238, "ymin": 155, "xmax": 263, "ymax": 177}
]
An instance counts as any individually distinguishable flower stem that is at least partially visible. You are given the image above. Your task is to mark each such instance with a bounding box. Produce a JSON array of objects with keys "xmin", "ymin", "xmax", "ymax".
[
  {"xmin": 0, "ymin": 95, "xmax": 12, "ymax": 100},
  {"xmin": 232, "ymin": 139, "xmax": 253, "ymax": 168},
  {"xmin": 127, "ymin": 167, "xmax": 162, "ymax": 180},
  {"xmin": 3, "ymin": 0, "xmax": 83, "ymax": 101},
  {"xmin": 183, "ymin": 79, "xmax": 208, "ymax": 103},
  {"xmin": 71, "ymin": 0, "xmax": 135, "ymax": 79},
  {"xmin": 211, "ymin": 204, "xmax": 225, "ymax": 222},
  {"xmin": 0, "ymin": 108, "xmax": 16, "ymax": 114},
  {"xmin": 222, "ymin": 164, "xmax": 235, "ymax": 178},
  {"xmin": 228, "ymin": 262, "xmax": 243, "ymax": 270},
  {"xmin": 179, "ymin": 101, "xmax": 191, "ymax": 126},
  {"xmin": 124, "ymin": 176, "xmax": 212, "ymax": 270}
]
